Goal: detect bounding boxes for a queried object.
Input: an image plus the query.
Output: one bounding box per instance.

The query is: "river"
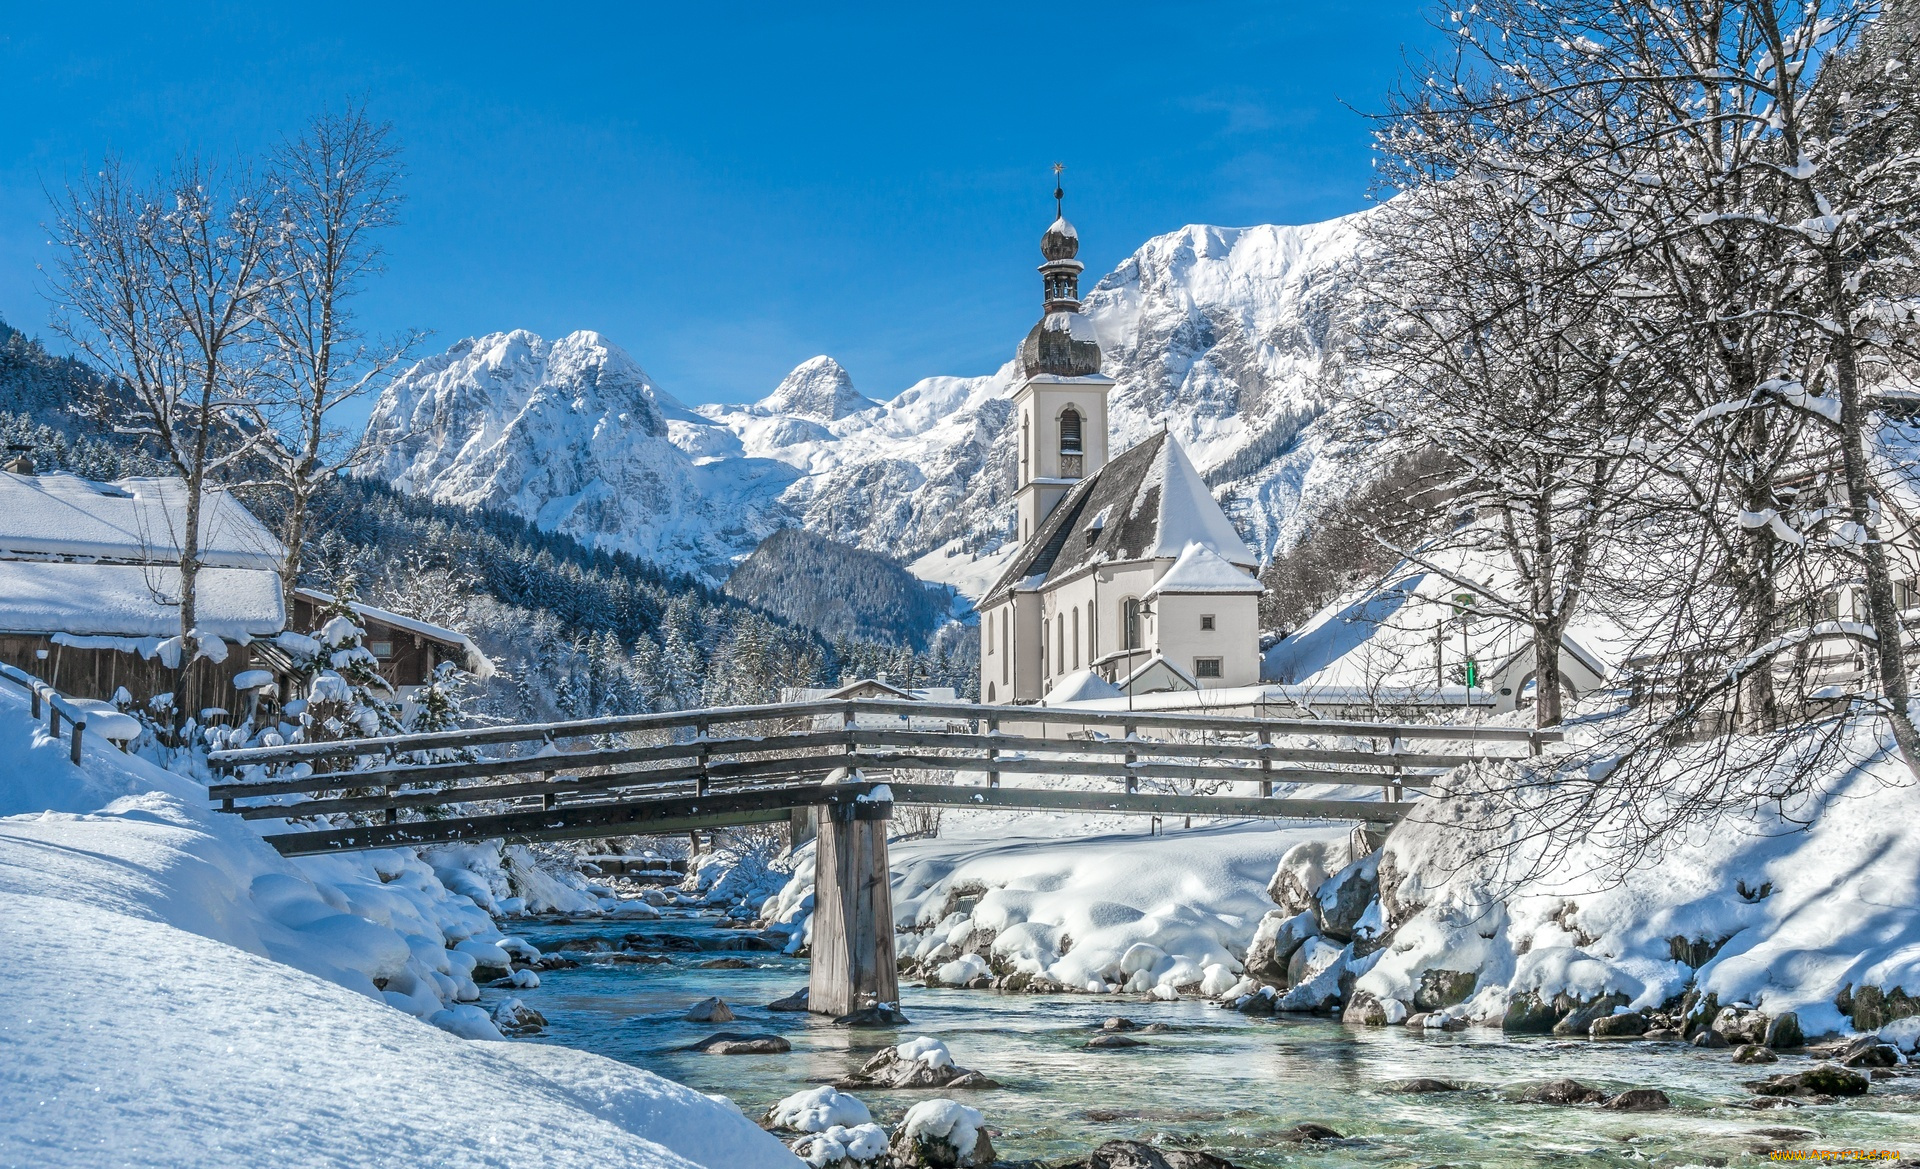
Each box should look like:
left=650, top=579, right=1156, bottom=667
left=501, top=909, right=1919, bottom=1166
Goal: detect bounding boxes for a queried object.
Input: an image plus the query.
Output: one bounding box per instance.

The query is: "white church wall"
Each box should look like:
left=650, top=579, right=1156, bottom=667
left=1149, top=592, right=1261, bottom=688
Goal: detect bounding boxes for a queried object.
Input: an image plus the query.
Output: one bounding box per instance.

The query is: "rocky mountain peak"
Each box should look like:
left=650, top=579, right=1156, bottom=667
left=758, top=355, right=874, bottom=421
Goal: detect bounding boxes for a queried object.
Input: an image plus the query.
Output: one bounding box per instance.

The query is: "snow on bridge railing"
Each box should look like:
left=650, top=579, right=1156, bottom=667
left=0, top=661, right=94, bottom=764
left=206, top=696, right=1563, bottom=774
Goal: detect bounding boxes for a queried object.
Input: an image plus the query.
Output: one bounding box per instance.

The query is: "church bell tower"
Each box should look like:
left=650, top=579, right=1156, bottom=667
left=1010, top=171, right=1114, bottom=546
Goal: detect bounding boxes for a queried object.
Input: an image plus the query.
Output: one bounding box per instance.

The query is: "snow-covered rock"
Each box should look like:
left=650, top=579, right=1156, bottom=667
left=890, top=1099, right=992, bottom=1168
left=768, top=1085, right=873, bottom=1132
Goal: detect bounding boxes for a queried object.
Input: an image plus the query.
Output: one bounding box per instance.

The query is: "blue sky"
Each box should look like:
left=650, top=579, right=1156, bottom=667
left=0, top=3, right=1441, bottom=414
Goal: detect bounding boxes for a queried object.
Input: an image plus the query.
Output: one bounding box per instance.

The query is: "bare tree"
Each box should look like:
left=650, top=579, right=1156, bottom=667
left=47, top=157, right=280, bottom=712
left=262, top=105, right=415, bottom=595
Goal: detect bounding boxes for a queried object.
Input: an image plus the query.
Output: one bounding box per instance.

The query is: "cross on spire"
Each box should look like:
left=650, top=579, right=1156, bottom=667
left=1052, top=162, right=1065, bottom=216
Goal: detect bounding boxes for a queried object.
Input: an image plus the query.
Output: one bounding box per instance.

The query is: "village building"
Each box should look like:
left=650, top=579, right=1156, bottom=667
left=0, top=469, right=286, bottom=715
left=289, top=588, right=494, bottom=697
left=979, top=191, right=1265, bottom=704
left=0, top=466, right=492, bottom=719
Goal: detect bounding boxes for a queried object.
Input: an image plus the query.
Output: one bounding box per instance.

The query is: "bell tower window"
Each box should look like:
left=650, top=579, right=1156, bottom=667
left=1059, top=408, right=1083, bottom=478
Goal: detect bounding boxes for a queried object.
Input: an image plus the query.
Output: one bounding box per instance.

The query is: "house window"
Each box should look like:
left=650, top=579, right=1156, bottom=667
left=1122, top=597, right=1141, bottom=650
left=1898, top=578, right=1920, bottom=611
left=1194, top=657, right=1223, bottom=679
left=369, top=640, right=394, bottom=659
left=1200, top=614, right=1215, bottom=632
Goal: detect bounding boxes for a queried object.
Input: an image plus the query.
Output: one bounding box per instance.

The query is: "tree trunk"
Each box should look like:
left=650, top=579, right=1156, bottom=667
left=1826, top=257, right=1920, bottom=781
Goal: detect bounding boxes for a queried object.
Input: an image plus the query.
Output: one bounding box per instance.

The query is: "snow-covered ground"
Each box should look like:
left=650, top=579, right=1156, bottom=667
left=1354, top=714, right=1920, bottom=1037
left=764, top=813, right=1347, bottom=997
left=0, top=685, right=798, bottom=1168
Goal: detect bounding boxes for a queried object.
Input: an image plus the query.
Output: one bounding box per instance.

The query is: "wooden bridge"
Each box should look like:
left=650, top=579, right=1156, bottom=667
left=206, top=697, right=1556, bottom=1016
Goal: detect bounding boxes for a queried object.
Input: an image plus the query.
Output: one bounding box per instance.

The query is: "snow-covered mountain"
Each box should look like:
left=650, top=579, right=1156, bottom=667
left=354, top=211, right=1376, bottom=593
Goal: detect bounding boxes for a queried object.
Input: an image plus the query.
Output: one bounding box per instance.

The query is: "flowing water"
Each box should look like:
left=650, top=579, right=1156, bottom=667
left=502, top=911, right=1919, bottom=1166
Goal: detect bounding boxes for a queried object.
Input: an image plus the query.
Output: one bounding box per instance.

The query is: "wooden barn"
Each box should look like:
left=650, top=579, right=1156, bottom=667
left=0, top=469, right=286, bottom=716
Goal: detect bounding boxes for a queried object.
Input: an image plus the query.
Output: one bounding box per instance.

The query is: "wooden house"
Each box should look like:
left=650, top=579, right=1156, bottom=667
left=288, top=588, right=494, bottom=696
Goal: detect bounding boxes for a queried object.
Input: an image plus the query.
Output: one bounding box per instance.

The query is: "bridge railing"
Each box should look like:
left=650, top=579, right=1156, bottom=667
left=205, top=698, right=1560, bottom=825
left=209, top=696, right=1558, bottom=770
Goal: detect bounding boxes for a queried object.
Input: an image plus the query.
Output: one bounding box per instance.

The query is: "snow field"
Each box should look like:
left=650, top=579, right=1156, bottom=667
left=0, top=684, right=798, bottom=1167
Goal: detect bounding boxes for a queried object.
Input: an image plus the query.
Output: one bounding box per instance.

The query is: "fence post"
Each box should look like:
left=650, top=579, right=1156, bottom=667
left=49, top=702, right=61, bottom=739
left=1258, top=727, right=1272, bottom=798
left=695, top=720, right=710, bottom=796
left=1124, top=722, right=1138, bottom=794
left=70, top=719, right=83, bottom=765
left=986, top=716, right=1000, bottom=789
left=386, top=785, right=399, bottom=825
left=1389, top=734, right=1404, bottom=803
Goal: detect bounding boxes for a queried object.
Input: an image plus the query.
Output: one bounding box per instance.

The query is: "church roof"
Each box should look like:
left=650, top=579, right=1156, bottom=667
left=1143, top=541, right=1264, bottom=597
left=984, top=430, right=1257, bottom=605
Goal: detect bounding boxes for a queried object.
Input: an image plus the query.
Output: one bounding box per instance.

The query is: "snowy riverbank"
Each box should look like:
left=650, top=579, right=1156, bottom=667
left=0, top=685, right=798, bottom=1168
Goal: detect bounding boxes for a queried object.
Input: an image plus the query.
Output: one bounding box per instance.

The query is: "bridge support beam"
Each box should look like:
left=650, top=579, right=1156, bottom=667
left=808, top=793, right=898, bottom=1017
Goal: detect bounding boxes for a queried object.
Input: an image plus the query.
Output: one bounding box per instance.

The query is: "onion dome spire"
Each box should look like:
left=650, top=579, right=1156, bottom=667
left=1018, top=165, right=1102, bottom=379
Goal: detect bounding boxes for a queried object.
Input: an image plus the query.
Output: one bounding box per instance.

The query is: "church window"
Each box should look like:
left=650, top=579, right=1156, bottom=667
left=1122, top=597, right=1141, bottom=650
left=986, top=609, right=994, bottom=654
left=1001, top=616, right=1009, bottom=684
left=1087, top=601, right=1095, bottom=658
left=987, top=682, right=996, bottom=702
left=1200, top=614, right=1215, bottom=632
left=1071, top=606, right=1080, bottom=669
left=1021, top=416, right=1030, bottom=483
left=1059, top=408, right=1082, bottom=453
left=1041, top=618, right=1050, bottom=679
left=1056, top=615, right=1065, bottom=673
left=1194, top=657, right=1222, bottom=679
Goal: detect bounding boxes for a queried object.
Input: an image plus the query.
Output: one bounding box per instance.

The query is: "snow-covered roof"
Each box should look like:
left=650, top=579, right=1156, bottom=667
left=0, top=561, right=284, bottom=639
left=985, top=431, right=1258, bottom=605
left=1143, top=541, right=1264, bottom=598
left=294, top=588, right=494, bottom=678
left=0, top=472, right=283, bottom=570
left=1041, top=668, right=1123, bottom=705
left=1118, top=653, right=1198, bottom=696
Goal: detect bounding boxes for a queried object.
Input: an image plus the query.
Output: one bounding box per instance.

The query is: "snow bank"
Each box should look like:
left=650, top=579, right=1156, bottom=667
left=1351, top=718, right=1920, bottom=1037
left=764, top=819, right=1341, bottom=995
left=0, top=685, right=798, bottom=1167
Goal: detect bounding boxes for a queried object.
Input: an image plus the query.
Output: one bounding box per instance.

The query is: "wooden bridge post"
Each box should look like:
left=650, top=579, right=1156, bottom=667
left=986, top=716, right=1000, bottom=788
left=695, top=720, right=710, bottom=796
left=1258, top=727, right=1273, bottom=798
left=1124, top=722, right=1138, bottom=794
left=807, top=790, right=899, bottom=1017
left=1388, top=734, right=1404, bottom=803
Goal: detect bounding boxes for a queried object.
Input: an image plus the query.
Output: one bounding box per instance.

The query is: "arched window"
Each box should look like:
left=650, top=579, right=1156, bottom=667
left=1122, top=597, right=1141, bottom=650
left=1021, top=416, right=1030, bottom=483
left=986, top=609, right=994, bottom=655
left=1059, top=408, right=1082, bottom=453
left=1041, top=617, right=1050, bottom=679
left=1087, top=600, right=1096, bottom=659
left=1056, top=616, right=1065, bottom=674
left=1071, top=606, right=1080, bottom=670
left=1001, top=615, right=1010, bottom=683
left=988, top=682, right=996, bottom=702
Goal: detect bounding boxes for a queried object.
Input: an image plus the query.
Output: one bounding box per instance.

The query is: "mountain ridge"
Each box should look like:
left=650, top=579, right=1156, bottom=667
left=353, top=210, right=1379, bottom=598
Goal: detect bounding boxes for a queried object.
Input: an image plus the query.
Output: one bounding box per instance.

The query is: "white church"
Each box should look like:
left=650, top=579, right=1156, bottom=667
left=980, top=190, right=1265, bottom=705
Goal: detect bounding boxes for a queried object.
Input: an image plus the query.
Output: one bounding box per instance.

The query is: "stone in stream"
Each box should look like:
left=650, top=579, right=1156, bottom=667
left=1744, top=1065, right=1870, bottom=1097
left=1099, top=1016, right=1142, bottom=1031
left=1840, top=1043, right=1899, bottom=1069
left=1138, top=1023, right=1173, bottom=1034
left=1589, top=1012, right=1647, bottom=1038
left=491, top=998, right=547, bottom=1037
left=944, top=1071, right=1001, bottom=1089
left=1520, top=1078, right=1610, bottom=1105
left=1601, top=1088, right=1670, bottom=1112
left=888, top=1099, right=995, bottom=1168
left=1502, top=990, right=1560, bottom=1034
left=1691, top=1028, right=1731, bottom=1048
left=1764, top=1011, right=1805, bottom=1049
left=1085, top=1033, right=1146, bottom=1049
left=687, top=1031, right=791, bottom=1054
left=600, top=952, right=670, bottom=966
left=1077, top=1140, right=1243, bottom=1168
left=685, top=996, right=735, bottom=1023
left=1388, top=1078, right=1462, bottom=1093
left=1643, top=1027, right=1683, bottom=1041
left=766, top=987, right=810, bottom=1012
left=698, top=957, right=752, bottom=969
left=1733, top=1044, right=1780, bottom=1064
left=833, top=1004, right=912, bottom=1027
left=1276, top=1123, right=1343, bottom=1142
left=1553, top=993, right=1630, bottom=1037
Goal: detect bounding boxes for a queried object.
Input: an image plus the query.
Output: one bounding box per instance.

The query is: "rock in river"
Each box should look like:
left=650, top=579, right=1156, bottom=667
left=1077, top=1139, right=1242, bottom=1168
left=1388, top=1078, right=1462, bottom=1093
left=1520, top=1078, right=1610, bottom=1105
left=1086, top=1033, right=1146, bottom=1049
left=1733, top=1044, right=1779, bottom=1064
left=685, top=996, right=734, bottom=1023
left=1602, top=1089, right=1670, bottom=1112
left=767, top=987, right=809, bottom=1012
left=1745, top=1065, right=1869, bottom=1097
left=688, top=1031, right=790, bottom=1055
